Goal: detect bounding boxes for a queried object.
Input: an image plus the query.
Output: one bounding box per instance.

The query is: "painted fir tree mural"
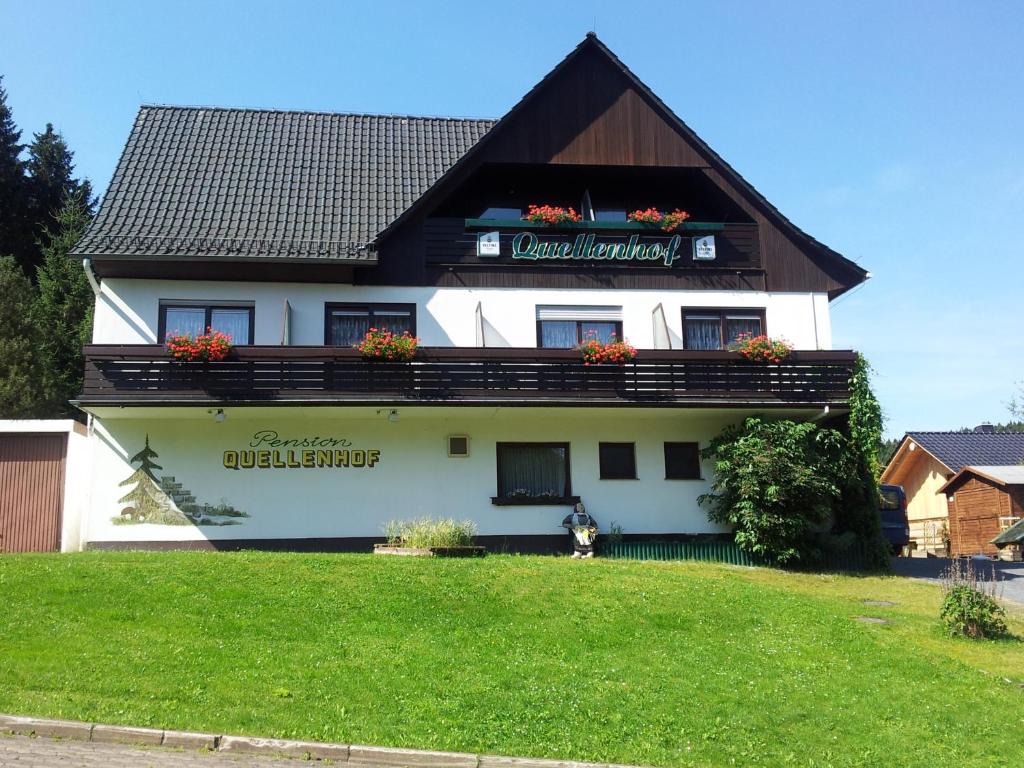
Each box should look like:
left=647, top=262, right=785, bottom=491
left=115, top=435, right=247, bottom=526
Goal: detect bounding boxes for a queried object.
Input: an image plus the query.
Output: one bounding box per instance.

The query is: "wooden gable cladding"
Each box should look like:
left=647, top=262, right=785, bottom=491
left=373, top=34, right=868, bottom=297
left=478, top=46, right=705, bottom=168
left=946, top=475, right=1024, bottom=557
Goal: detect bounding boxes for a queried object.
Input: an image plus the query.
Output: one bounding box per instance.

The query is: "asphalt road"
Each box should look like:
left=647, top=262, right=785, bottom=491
left=891, top=556, right=1024, bottom=606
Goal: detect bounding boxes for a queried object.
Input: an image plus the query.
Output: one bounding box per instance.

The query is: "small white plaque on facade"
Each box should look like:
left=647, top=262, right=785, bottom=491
left=477, top=231, right=501, bottom=257
left=692, top=235, right=716, bottom=261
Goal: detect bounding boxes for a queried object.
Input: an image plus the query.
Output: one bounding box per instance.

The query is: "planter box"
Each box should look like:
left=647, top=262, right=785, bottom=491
left=373, top=544, right=486, bottom=558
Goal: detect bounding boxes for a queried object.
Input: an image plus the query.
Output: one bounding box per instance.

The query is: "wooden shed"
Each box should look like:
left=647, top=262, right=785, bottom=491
left=940, top=466, right=1024, bottom=560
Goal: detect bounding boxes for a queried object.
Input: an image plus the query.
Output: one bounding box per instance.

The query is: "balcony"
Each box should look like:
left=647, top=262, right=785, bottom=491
left=80, top=346, right=856, bottom=408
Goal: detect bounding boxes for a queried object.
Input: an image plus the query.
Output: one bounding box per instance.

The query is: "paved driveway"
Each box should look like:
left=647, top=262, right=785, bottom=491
left=0, top=734, right=335, bottom=767
left=891, top=557, right=1024, bottom=606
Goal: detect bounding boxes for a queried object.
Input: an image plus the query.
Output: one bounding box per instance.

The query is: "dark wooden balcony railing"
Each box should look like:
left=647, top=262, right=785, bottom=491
left=80, top=346, right=856, bottom=407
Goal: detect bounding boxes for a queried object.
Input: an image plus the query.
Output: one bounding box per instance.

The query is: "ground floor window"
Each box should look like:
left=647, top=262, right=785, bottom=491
left=494, top=442, right=574, bottom=504
left=325, top=303, right=415, bottom=346
left=599, top=442, right=637, bottom=479
left=664, top=442, right=701, bottom=479
left=159, top=303, right=254, bottom=344
left=682, top=308, right=764, bottom=350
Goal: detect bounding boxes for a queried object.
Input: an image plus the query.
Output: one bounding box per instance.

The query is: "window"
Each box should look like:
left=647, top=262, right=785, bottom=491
left=494, top=442, right=574, bottom=503
left=325, top=303, right=415, bottom=346
left=599, top=442, right=637, bottom=480
left=664, top=442, right=701, bottom=480
left=536, top=306, right=623, bottom=348
left=681, top=308, right=764, bottom=350
left=479, top=206, right=522, bottom=220
left=594, top=208, right=627, bottom=222
left=159, top=303, right=254, bottom=344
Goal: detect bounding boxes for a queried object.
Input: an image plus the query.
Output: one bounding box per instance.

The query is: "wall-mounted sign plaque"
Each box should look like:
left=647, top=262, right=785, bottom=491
left=477, top=231, right=501, bottom=257
left=692, top=235, right=716, bottom=261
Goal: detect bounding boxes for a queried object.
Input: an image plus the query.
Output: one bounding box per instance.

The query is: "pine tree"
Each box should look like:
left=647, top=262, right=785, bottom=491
left=0, top=76, right=29, bottom=273
left=0, top=255, right=42, bottom=417
left=23, top=123, right=93, bottom=277
left=35, top=192, right=94, bottom=416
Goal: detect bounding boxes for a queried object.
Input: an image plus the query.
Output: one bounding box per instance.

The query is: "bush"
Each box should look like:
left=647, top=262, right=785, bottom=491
left=383, top=517, right=477, bottom=548
left=699, top=417, right=847, bottom=565
left=939, top=559, right=1009, bottom=639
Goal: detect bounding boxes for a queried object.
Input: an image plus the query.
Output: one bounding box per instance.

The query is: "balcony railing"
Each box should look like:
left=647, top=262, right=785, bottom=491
left=80, top=346, right=856, bottom=407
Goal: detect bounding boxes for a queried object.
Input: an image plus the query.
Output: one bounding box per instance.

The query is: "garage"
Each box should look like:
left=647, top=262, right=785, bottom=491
left=0, top=421, right=87, bottom=553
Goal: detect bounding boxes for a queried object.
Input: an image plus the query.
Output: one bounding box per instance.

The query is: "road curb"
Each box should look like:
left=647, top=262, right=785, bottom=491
left=0, top=713, right=639, bottom=768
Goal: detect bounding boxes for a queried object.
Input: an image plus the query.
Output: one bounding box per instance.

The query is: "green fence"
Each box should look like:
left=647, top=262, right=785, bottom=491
left=601, top=540, right=757, bottom=565
left=601, top=539, right=875, bottom=572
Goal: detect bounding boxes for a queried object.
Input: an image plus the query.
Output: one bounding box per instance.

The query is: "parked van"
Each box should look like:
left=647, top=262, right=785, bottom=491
left=880, top=484, right=911, bottom=555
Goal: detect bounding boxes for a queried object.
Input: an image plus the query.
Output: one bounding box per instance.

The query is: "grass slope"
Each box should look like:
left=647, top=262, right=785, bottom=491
left=0, top=553, right=1021, bottom=767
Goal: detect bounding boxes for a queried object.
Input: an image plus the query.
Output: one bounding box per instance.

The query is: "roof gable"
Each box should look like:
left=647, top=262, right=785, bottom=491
left=940, top=464, right=1024, bottom=494
left=885, top=432, right=1024, bottom=479
left=377, top=34, right=867, bottom=296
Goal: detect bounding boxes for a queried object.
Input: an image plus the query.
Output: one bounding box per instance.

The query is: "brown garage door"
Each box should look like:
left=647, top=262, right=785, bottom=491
left=0, top=434, right=67, bottom=553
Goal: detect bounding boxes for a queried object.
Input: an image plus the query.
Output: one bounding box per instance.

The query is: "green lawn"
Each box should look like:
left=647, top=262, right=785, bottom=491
left=0, top=553, right=1021, bottom=767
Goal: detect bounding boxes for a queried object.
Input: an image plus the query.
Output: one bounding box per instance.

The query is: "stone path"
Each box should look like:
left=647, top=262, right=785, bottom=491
left=0, top=734, right=330, bottom=767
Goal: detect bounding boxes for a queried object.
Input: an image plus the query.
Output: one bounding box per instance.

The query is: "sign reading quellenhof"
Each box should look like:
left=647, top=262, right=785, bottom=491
left=223, top=430, right=380, bottom=470
left=511, top=231, right=686, bottom=267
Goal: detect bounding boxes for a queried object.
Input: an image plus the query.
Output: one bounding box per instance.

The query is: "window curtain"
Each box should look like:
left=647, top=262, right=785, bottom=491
left=163, top=308, right=205, bottom=340
left=210, top=309, right=250, bottom=344
left=684, top=316, right=722, bottom=350
left=724, top=316, right=762, bottom=345
left=499, top=445, right=567, bottom=497
left=329, top=312, right=370, bottom=346
left=581, top=321, right=618, bottom=343
left=540, top=321, right=577, bottom=348
left=371, top=312, right=413, bottom=336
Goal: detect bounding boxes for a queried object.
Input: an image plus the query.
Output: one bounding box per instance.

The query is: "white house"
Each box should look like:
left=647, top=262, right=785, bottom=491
left=69, top=34, right=868, bottom=552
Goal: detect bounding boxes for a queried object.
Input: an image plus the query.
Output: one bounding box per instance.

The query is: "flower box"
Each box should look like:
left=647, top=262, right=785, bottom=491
left=356, top=329, right=419, bottom=361
left=165, top=329, right=232, bottom=362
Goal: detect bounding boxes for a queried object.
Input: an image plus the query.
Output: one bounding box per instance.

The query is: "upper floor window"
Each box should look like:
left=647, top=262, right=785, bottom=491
left=325, top=303, right=416, bottom=346
left=536, top=305, right=623, bottom=348
left=682, top=308, right=764, bottom=351
left=479, top=206, right=522, bottom=220
left=159, top=303, right=254, bottom=344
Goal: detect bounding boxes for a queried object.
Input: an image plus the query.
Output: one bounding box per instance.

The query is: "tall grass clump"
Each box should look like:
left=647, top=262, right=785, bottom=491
left=940, top=558, right=1009, bottom=639
left=383, top=517, right=478, bottom=548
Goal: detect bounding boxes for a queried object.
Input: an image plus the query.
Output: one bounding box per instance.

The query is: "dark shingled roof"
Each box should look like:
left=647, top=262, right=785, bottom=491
left=72, top=106, right=496, bottom=262
left=905, top=431, right=1024, bottom=473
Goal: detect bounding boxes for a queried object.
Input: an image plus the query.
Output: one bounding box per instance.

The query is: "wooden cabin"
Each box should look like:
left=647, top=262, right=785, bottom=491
left=881, top=428, right=1024, bottom=556
left=940, top=466, right=1024, bottom=560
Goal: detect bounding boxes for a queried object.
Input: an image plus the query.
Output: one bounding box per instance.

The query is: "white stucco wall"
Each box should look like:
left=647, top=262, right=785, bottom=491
left=92, top=279, right=833, bottom=350
left=81, top=406, right=760, bottom=545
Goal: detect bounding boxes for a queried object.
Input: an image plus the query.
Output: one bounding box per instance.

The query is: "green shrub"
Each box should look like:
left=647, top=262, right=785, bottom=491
left=699, top=417, right=846, bottom=565
left=940, top=560, right=1009, bottom=639
left=382, top=517, right=477, bottom=548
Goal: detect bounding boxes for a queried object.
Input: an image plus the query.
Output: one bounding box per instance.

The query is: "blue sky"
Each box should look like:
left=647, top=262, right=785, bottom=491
left=3, top=0, right=1022, bottom=438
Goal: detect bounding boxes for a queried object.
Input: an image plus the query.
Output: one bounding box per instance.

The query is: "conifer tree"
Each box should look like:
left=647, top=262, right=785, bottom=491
left=24, top=124, right=93, bottom=276
left=35, top=192, right=94, bottom=416
left=0, top=76, right=29, bottom=272
left=0, top=255, right=42, bottom=417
